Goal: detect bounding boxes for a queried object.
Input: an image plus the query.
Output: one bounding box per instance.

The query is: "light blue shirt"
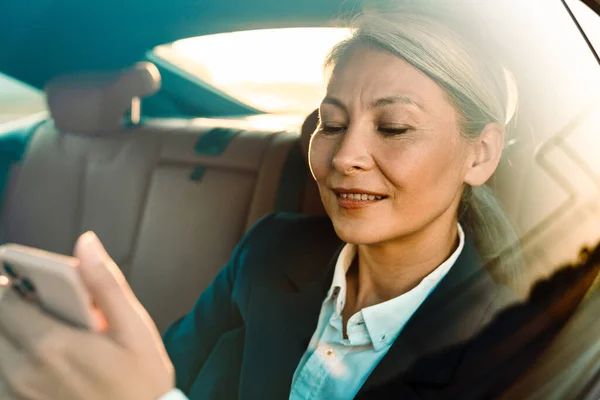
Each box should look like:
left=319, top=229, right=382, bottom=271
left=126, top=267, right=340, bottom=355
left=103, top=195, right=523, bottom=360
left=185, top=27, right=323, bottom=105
left=289, top=224, right=465, bottom=400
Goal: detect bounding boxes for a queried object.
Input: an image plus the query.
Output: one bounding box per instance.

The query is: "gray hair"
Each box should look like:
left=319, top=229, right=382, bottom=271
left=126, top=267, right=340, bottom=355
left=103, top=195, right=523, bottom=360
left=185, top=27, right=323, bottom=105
left=326, top=7, right=523, bottom=287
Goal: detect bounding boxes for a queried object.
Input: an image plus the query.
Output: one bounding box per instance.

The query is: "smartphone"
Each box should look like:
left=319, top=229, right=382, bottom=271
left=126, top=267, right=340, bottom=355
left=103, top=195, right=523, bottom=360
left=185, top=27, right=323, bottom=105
left=0, top=243, right=100, bottom=331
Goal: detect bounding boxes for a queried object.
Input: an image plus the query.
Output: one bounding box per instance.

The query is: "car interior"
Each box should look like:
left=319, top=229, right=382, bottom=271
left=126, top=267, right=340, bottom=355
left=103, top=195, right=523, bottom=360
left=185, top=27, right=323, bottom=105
left=0, top=61, right=331, bottom=331
left=2, top=0, right=600, bottom=398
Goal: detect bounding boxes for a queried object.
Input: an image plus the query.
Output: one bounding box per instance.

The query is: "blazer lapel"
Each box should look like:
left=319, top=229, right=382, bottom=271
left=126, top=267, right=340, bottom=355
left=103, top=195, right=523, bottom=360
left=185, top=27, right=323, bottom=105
left=240, top=238, right=343, bottom=400
left=358, top=236, right=500, bottom=396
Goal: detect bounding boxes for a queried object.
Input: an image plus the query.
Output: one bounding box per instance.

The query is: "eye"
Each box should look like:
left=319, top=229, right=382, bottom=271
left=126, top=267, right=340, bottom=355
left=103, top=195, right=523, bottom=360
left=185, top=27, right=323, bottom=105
left=377, top=126, right=410, bottom=137
left=319, top=125, right=346, bottom=135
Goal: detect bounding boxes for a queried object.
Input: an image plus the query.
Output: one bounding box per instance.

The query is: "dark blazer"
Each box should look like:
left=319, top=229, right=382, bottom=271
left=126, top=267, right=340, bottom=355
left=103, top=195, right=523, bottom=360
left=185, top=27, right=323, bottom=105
left=162, top=213, right=515, bottom=399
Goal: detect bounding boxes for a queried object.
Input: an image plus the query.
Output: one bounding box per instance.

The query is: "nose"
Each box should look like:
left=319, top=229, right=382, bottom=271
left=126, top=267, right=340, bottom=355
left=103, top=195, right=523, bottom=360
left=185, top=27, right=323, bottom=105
left=331, top=125, right=374, bottom=175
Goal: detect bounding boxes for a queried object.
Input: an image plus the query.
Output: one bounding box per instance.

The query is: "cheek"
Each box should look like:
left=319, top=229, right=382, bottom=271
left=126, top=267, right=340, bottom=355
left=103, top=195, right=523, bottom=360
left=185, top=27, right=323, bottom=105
left=379, top=137, right=466, bottom=195
left=308, top=135, right=335, bottom=182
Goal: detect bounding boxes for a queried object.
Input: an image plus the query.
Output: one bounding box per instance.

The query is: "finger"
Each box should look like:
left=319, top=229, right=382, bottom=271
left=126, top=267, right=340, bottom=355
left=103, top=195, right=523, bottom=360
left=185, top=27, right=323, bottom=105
left=74, top=232, right=152, bottom=347
left=0, top=289, right=71, bottom=353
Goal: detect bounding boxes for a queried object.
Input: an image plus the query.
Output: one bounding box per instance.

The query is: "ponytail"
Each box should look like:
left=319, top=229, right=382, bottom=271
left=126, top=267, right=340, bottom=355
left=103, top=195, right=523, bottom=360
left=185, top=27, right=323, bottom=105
left=459, top=184, right=524, bottom=289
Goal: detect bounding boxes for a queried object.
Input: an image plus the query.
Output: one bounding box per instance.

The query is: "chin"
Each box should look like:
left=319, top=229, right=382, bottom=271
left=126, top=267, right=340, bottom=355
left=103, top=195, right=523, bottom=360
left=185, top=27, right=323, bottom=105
left=329, top=215, right=388, bottom=245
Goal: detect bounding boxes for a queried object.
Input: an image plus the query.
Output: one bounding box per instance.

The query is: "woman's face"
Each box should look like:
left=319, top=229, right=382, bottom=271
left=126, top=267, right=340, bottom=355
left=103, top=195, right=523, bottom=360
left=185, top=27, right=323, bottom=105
left=309, top=46, right=477, bottom=246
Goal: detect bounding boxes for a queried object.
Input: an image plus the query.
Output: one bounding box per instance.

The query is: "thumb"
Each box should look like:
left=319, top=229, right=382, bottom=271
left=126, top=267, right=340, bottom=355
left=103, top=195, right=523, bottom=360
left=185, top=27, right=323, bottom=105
left=74, top=231, right=150, bottom=346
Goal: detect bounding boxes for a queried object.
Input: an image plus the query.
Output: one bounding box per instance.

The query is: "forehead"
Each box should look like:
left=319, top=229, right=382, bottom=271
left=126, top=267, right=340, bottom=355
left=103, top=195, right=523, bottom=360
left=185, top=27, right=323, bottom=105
left=325, top=46, right=452, bottom=115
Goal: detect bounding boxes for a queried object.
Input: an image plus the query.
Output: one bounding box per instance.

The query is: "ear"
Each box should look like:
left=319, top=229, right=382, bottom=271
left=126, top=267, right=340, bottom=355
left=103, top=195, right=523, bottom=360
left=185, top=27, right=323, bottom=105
left=464, top=123, right=505, bottom=186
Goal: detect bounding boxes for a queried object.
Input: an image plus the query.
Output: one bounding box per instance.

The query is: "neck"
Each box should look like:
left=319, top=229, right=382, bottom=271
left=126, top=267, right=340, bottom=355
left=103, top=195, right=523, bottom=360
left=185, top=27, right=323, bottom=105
left=346, top=218, right=460, bottom=313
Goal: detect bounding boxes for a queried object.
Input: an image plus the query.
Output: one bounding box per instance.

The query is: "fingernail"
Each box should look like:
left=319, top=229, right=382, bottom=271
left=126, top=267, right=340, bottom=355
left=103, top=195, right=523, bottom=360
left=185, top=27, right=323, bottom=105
left=81, top=231, right=99, bottom=244
left=81, top=231, right=103, bottom=253
left=78, top=231, right=108, bottom=263
left=75, top=231, right=101, bottom=260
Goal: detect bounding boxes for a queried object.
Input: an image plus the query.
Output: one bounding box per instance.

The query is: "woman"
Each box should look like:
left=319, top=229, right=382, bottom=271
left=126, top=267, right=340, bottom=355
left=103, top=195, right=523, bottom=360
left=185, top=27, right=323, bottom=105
left=0, top=5, right=522, bottom=400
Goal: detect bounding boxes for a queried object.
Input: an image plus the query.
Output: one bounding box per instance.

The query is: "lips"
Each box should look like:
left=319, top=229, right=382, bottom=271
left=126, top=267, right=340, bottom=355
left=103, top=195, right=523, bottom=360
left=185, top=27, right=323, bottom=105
left=339, top=193, right=383, bottom=201
left=332, top=188, right=387, bottom=209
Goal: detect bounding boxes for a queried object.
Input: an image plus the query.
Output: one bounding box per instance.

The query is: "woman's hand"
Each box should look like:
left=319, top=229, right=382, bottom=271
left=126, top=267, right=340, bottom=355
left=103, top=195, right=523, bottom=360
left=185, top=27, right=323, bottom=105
left=0, top=232, right=175, bottom=400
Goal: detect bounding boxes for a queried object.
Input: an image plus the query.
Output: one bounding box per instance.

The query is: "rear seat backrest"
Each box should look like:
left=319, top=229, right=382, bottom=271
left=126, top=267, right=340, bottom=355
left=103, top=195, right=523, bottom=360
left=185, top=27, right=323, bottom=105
left=0, top=63, right=323, bottom=330
left=2, top=63, right=162, bottom=257
left=128, top=122, right=285, bottom=329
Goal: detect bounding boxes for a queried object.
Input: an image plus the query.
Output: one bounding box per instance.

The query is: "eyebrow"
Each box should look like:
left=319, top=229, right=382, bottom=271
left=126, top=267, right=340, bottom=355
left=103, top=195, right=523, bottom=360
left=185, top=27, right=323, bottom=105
left=369, top=95, right=425, bottom=111
left=321, top=97, right=348, bottom=113
left=321, top=95, right=425, bottom=113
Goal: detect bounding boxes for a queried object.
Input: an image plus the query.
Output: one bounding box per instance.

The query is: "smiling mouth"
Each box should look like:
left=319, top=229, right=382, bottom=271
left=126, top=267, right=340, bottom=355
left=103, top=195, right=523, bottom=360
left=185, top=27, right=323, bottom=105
left=333, top=190, right=388, bottom=208
left=338, top=193, right=384, bottom=201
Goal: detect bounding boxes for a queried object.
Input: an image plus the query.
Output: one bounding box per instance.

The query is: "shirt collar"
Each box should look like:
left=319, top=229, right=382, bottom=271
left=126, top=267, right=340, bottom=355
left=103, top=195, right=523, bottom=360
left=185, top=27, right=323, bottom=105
left=326, top=241, right=356, bottom=314
left=326, top=223, right=466, bottom=351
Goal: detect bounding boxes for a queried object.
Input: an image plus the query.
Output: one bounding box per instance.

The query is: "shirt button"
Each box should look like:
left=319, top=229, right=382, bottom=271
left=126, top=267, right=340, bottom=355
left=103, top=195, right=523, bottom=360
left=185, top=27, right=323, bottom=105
left=326, top=348, right=334, bottom=356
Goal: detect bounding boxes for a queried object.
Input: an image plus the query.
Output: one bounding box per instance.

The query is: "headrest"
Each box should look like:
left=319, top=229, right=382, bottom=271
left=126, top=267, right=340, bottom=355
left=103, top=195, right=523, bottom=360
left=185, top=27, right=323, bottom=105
left=300, top=109, right=320, bottom=163
left=45, top=62, right=161, bottom=134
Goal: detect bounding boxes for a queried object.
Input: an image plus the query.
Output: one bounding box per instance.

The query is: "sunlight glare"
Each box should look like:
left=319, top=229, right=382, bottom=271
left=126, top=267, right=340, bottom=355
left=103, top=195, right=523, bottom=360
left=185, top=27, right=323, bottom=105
left=155, top=28, right=352, bottom=113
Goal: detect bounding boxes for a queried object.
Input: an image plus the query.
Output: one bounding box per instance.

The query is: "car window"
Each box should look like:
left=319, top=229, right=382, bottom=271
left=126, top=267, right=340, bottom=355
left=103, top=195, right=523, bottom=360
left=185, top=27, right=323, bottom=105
left=566, top=0, right=600, bottom=54
left=153, top=27, right=352, bottom=114
left=0, top=72, right=46, bottom=126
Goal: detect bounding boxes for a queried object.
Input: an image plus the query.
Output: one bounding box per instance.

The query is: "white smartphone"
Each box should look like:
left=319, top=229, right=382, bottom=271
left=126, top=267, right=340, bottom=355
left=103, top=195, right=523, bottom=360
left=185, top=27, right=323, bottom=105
left=0, top=243, right=100, bottom=331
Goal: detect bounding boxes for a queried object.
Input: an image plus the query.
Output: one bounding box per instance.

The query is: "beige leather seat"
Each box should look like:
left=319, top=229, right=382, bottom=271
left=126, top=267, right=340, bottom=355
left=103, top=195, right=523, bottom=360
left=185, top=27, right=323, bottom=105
left=0, top=62, right=322, bottom=331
